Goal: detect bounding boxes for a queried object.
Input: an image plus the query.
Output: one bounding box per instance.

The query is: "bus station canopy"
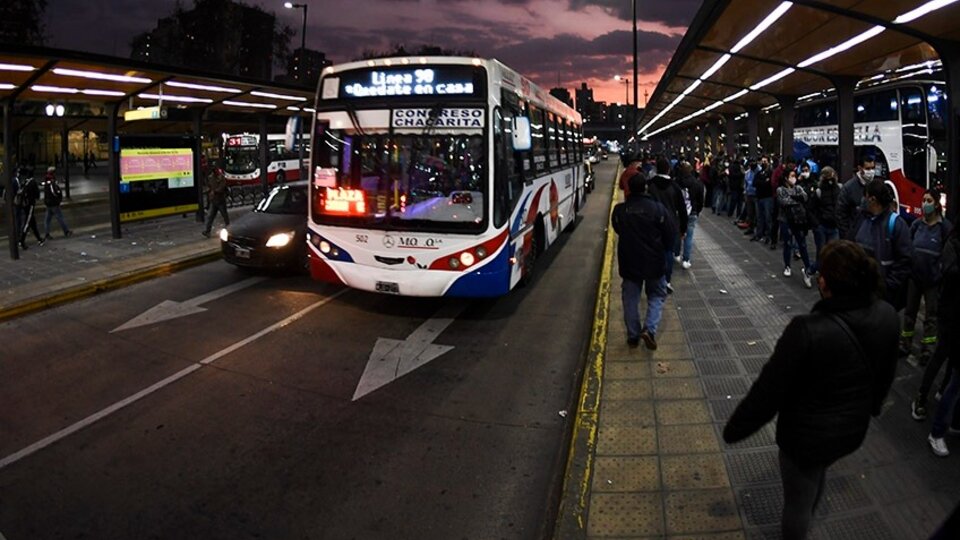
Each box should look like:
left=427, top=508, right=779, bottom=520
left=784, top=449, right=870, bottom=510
left=638, top=0, right=960, bottom=139
left=0, top=44, right=315, bottom=134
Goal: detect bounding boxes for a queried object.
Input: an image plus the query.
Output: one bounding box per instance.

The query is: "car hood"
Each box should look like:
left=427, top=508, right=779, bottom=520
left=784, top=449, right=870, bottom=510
left=227, top=211, right=306, bottom=239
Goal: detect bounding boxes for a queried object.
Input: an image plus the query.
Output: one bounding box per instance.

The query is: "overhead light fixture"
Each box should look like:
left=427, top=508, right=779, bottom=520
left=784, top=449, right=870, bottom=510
left=0, top=62, right=35, bottom=72
left=166, top=81, right=240, bottom=93
left=894, top=0, right=959, bottom=24
left=250, top=90, right=307, bottom=101
left=762, top=103, right=781, bottom=112
left=797, top=26, right=884, bottom=68
left=730, top=1, right=793, bottom=53
left=749, top=68, right=795, bottom=91
left=0, top=83, right=15, bottom=90
left=223, top=100, right=277, bottom=109
left=139, top=93, right=213, bottom=103
left=32, top=85, right=79, bottom=94
left=286, top=106, right=301, bottom=111
left=81, top=89, right=126, bottom=96
left=700, top=54, right=731, bottom=80
left=53, top=67, right=151, bottom=84
left=723, top=89, right=750, bottom=103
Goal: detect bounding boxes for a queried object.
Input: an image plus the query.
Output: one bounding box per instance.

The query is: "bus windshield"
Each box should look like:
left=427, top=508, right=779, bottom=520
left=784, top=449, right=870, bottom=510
left=311, top=129, right=487, bottom=232
left=225, top=147, right=258, bottom=174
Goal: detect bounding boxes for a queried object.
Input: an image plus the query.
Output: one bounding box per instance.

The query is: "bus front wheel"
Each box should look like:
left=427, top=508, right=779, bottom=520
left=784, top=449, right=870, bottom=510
left=521, top=217, right=544, bottom=287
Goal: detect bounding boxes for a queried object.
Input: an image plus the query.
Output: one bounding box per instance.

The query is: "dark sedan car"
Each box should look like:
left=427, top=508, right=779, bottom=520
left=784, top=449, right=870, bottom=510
left=220, top=181, right=308, bottom=270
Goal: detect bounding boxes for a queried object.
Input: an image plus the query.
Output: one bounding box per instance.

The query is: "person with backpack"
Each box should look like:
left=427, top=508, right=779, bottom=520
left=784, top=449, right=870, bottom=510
left=17, top=169, right=44, bottom=249
left=724, top=240, right=898, bottom=539
left=776, top=168, right=814, bottom=288
left=926, top=226, right=960, bottom=457
left=853, top=179, right=913, bottom=311
left=647, top=156, right=688, bottom=293
left=42, top=166, right=72, bottom=240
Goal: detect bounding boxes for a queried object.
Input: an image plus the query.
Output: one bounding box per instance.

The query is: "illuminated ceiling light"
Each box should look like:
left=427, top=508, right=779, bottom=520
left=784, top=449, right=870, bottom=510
left=681, top=79, right=702, bottom=96
left=367, top=60, right=376, bottom=67
left=32, top=84, right=79, bottom=94
left=138, top=93, right=213, bottom=103
left=250, top=90, right=307, bottom=101
left=704, top=100, right=725, bottom=112
left=798, top=91, right=823, bottom=101
left=53, top=67, right=151, bottom=84
left=700, top=54, right=731, bottom=80
left=797, top=26, right=884, bottom=68
left=81, top=89, right=125, bottom=96
left=304, top=107, right=316, bottom=112
left=762, top=103, right=780, bottom=112
left=749, top=68, right=795, bottom=91
left=0, top=62, right=35, bottom=72
left=166, top=81, right=240, bottom=93
left=223, top=100, right=277, bottom=109
left=45, top=104, right=55, bottom=116
left=723, top=89, right=750, bottom=103
left=472, top=58, right=482, bottom=66
left=401, top=58, right=410, bottom=65
left=0, top=83, right=15, bottom=90
left=384, top=59, right=393, bottom=66
left=324, top=66, right=335, bottom=73
left=419, top=57, right=427, bottom=64
left=55, top=104, right=65, bottom=116
left=894, top=0, right=959, bottom=24
left=730, top=2, right=793, bottom=53
left=286, top=106, right=301, bottom=111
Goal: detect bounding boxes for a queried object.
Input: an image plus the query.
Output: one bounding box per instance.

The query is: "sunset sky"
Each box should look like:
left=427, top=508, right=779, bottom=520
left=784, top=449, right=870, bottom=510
left=46, top=0, right=699, bottom=106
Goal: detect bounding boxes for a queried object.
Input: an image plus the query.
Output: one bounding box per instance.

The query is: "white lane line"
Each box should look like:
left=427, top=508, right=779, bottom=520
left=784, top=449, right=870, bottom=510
left=0, top=288, right=349, bottom=471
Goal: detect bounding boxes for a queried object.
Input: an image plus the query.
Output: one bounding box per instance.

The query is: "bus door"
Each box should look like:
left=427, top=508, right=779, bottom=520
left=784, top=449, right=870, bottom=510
left=900, top=86, right=930, bottom=188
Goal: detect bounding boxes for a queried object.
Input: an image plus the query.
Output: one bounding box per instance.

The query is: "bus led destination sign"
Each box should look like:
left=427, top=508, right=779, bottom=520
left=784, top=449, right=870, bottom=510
left=392, top=108, right=484, bottom=129
left=340, top=67, right=478, bottom=98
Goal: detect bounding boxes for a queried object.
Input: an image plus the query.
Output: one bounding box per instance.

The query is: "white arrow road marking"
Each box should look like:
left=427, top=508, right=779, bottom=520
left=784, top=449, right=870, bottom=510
left=353, top=302, right=467, bottom=401
left=111, top=277, right=266, bottom=333
left=0, top=288, right=348, bottom=472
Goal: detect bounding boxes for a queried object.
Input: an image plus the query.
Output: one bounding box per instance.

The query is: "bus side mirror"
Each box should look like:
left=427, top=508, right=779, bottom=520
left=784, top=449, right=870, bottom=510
left=512, top=117, right=532, bottom=151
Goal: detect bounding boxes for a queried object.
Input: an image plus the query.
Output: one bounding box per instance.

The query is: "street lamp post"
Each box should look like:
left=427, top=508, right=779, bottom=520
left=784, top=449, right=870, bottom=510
left=284, top=1, right=308, bottom=180
left=632, top=0, right=638, bottom=144
left=614, top=75, right=629, bottom=106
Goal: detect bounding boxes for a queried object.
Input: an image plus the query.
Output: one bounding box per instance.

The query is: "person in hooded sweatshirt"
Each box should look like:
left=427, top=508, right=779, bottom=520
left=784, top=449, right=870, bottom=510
left=853, top=179, right=913, bottom=311
left=647, top=156, right=688, bottom=293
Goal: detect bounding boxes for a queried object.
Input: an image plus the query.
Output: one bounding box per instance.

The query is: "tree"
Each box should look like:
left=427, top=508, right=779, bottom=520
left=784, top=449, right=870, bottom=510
left=0, top=0, right=46, bottom=46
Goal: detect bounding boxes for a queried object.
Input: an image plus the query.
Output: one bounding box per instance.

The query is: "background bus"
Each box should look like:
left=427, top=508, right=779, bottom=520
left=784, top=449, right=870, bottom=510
left=223, top=133, right=309, bottom=186
left=306, top=57, right=586, bottom=297
left=793, top=76, right=948, bottom=215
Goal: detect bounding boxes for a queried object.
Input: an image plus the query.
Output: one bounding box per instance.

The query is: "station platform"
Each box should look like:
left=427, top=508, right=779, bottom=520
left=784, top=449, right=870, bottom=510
left=558, top=185, right=960, bottom=539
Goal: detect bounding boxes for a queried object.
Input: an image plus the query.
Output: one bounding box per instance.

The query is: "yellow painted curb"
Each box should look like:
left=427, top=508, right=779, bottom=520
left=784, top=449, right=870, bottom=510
left=0, top=251, right=221, bottom=323
left=554, top=162, right=621, bottom=538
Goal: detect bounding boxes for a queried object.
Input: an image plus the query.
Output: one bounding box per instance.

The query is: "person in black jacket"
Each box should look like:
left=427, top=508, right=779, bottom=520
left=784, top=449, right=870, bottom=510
left=853, top=179, right=913, bottom=311
left=836, top=155, right=876, bottom=240
left=927, top=227, right=960, bottom=457
left=647, top=157, right=688, bottom=293
left=752, top=156, right=774, bottom=243
left=17, top=170, right=44, bottom=249
left=724, top=240, right=898, bottom=540
left=677, top=161, right=705, bottom=269
left=611, top=173, right=676, bottom=351
left=810, top=166, right=841, bottom=274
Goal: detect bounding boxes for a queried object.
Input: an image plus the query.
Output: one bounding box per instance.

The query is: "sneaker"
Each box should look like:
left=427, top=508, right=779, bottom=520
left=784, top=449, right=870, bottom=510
left=911, top=399, right=927, bottom=421
left=929, top=434, right=950, bottom=457
left=64, top=230, right=73, bottom=238
left=627, top=337, right=640, bottom=349
left=674, top=254, right=682, bottom=263
left=793, top=250, right=801, bottom=260
left=936, top=391, right=943, bottom=401
left=802, top=269, right=812, bottom=289
left=665, top=282, right=674, bottom=294
left=681, top=260, right=692, bottom=269
left=770, top=243, right=778, bottom=251
left=38, top=238, right=45, bottom=247
left=19, top=242, right=28, bottom=251
left=201, top=231, right=210, bottom=238
left=783, top=267, right=792, bottom=277
left=749, top=236, right=760, bottom=242
left=640, top=330, right=657, bottom=351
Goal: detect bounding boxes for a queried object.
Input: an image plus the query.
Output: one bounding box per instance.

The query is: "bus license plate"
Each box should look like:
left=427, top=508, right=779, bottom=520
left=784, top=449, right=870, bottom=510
left=234, top=247, right=251, bottom=259
left=376, top=281, right=400, bottom=294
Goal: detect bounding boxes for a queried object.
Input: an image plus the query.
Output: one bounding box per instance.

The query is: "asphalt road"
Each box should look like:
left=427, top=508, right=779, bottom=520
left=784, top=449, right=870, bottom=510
left=0, top=161, right=616, bottom=540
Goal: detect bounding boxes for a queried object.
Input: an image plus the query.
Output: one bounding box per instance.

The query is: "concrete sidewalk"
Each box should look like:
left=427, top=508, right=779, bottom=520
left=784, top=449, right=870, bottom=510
left=0, top=208, right=243, bottom=322
left=557, top=187, right=960, bottom=538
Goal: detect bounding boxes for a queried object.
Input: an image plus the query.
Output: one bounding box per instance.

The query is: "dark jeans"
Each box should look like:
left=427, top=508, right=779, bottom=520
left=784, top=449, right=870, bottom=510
left=203, top=198, right=230, bottom=234
left=919, top=328, right=953, bottom=402
left=902, top=280, right=939, bottom=358
left=621, top=276, right=668, bottom=339
left=811, top=224, right=839, bottom=273
left=779, top=450, right=828, bottom=540
left=771, top=199, right=781, bottom=243
left=780, top=222, right=811, bottom=271
left=754, top=197, right=773, bottom=240
left=932, top=367, right=960, bottom=438
left=44, top=205, right=70, bottom=236
left=727, top=190, right=743, bottom=218
left=665, top=249, right=676, bottom=283
left=19, top=204, right=42, bottom=244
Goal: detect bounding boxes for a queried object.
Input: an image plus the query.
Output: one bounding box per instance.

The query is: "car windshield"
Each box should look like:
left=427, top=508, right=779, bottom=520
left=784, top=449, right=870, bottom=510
left=311, top=129, right=486, bottom=232
left=256, top=184, right=308, bottom=215
left=225, top=147, right=258, bottom=174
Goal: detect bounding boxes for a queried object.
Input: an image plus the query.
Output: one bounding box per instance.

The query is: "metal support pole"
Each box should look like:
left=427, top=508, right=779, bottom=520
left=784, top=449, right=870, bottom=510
left=632, top=0, right=638, bottom=140
left=723, top=114, right=737, bottom=156
left=746, top=107, right=760, bottom=159
left=833, top=77, right=857, bottom=182
left=4, top=101, right=18, bottom=260
left=259, top=113, right=269, bottom=195
left=298, top=4, right=308, bottom=181
left=778, top=96, right=796, bottom=163
left=936, top=43, right=960, bottom=223
left=107, top=103, right=121, bottom=239
left=193, top=111, right=205, bottom=223
left=60, top=123, right=69, bottom=198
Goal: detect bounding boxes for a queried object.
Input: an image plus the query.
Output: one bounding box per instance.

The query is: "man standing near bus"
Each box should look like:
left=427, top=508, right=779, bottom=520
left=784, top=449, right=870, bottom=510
left=612, top=172, right=676, bottom=351
left=837, top=156, right=876, bottom=240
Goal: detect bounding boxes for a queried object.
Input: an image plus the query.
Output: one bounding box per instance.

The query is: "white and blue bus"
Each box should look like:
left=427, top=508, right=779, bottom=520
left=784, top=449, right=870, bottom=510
left=306, top=57, right=587, bottom=297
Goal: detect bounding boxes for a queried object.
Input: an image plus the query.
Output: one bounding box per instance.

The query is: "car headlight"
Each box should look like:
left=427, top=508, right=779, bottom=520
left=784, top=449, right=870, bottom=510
left=219, top=228, right=229, bottom=242
left=265, top=232, right=294, bottom=248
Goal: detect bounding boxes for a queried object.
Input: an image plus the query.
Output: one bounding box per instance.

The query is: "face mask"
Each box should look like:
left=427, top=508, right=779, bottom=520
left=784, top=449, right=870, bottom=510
left=861, top=169, right=876, bottom=181
left=800, top=172, right=810, bottom=179
left=923, top=202, right=937, bottom=216
left=787, top=176, right=797, bottom=185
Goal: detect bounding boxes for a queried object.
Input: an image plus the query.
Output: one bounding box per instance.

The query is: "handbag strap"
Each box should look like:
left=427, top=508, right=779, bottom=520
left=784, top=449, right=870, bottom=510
left=826, top=313, right=872, bottom=378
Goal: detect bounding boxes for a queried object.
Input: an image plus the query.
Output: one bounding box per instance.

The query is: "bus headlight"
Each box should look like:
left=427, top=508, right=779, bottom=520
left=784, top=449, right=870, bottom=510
left=459, top=251, right=475, bottom=267
left=219, top=229, right=229, bottom=242
left=448, top=257, right=461, bottom=270
left=319, top=240, right=331, bottom=254
left=475, top=246, right=487, bottom=259
left=266, top=232, right=294, bottom=248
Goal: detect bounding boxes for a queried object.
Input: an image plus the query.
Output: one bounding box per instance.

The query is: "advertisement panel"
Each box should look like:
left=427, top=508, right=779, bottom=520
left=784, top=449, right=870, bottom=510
left=117, top=136, right=199, bottom=222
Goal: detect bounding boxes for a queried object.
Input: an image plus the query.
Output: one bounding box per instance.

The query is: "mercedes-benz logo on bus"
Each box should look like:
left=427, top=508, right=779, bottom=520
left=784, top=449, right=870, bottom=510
left=383, top=235, right=396, bottom=248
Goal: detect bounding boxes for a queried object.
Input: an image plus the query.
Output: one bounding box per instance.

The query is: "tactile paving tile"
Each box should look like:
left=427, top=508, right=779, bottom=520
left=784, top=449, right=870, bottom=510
left=732, top=340, right=773, bottom=356
left=655, top=399, right=712, bottom=425
left=703, top=376, right=751, bottom=398
left=691, top=340, right=734, bottom=359
left=657, top=424, right=722, bottom=454
left=709, top=398, right=740, bottom=423
left=661, top=453, right=731, bottom=490
left=817, top=512, right=895, bottom=540
left=687, top=329, right=726, bottom=343
left=604, top=361, right=651, bottom=380
left=697, top=359, right=742, bottom=376
left=719, top=316, right=755, bottom=329
left=725, top=449, right=781, bottom=485
left=675, top=298, right=708, bottom=309
left=713, top=306, right=748, bottom=318
left=597, top=426, right=659, bottom=456
left=600, top=399, right=655, bottom=427
left=725, top=329, right=764, bottom=342
left=603, top=379, right=653, bottom=400
left=814, top=475, right=874, bottom=515
left=651, top=360, right=698, bottom=378
left=653, top=378, right=705, bottom=400
left=665, top=489, right=741, bottom=534
left=587, top=493, right=664, bottom=537
left=591, top=456, right=661, bottom=492
left=737, top=485, right=783, bottom=526
left=707, top=297, right=739, bottom=308
left=679, top=307, right=714, bottom=319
